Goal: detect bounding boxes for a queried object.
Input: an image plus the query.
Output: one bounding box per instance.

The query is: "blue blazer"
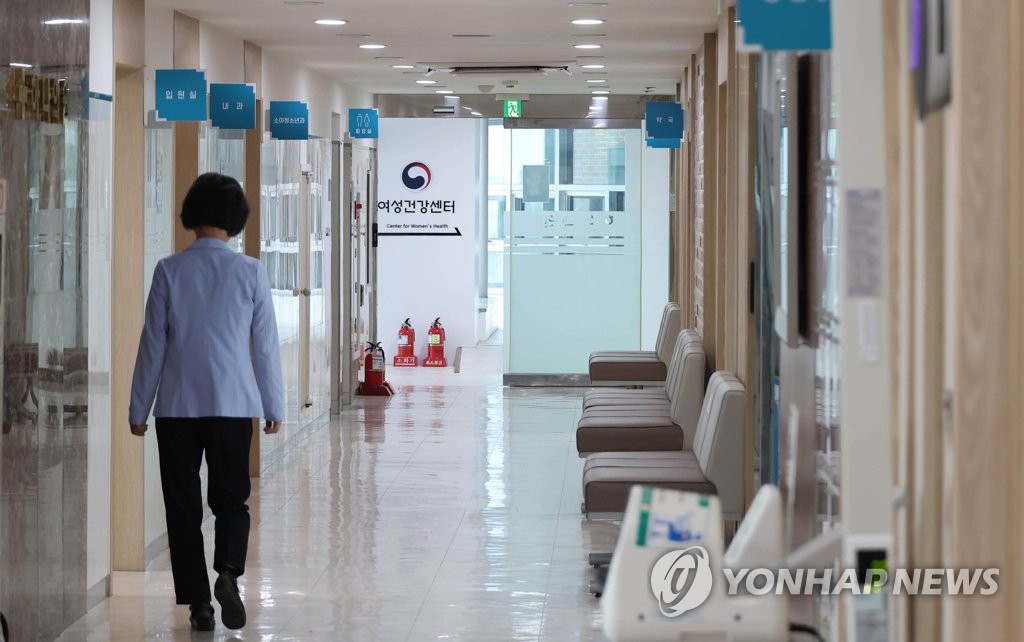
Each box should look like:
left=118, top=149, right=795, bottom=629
left=129, top=238, right=285, bottom=425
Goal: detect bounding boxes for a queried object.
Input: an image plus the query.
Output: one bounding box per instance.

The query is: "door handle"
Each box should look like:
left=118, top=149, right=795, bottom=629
left=292, top=288, right=311, bottom=297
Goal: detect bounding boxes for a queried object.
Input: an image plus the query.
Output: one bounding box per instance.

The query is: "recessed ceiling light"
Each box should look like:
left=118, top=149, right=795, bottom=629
left=436, top=90, right=454, bottom=94
left=9, top=62, right=32, bottom=68
left=359, top=43, right=387, bottom=49
left=285, top=0, right=324, bottom=4
left=592, top=90, right=610, bottom=95
left=315, top=19, right=347, bottom=26
left=416, top=80, right=437, bottom=85
left=471, top=111, right=482, bottom=117
left=451, top=34, right=491, bottom=38
left=568, top=2, right=608, bottom=6
left=392, top=64, right=415, bottom=69
left=43, top=18, right=85, bottom=25
left=571, top=19, right=605, bottom=26
left=586, top=78, right=607, bottom=83
left=574, top=44, right=602, bottom=50
left=581, top=64, right=606, bottom=69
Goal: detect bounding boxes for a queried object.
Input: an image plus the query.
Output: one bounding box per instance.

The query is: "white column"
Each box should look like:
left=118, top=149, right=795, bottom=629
left=833, top=0, right=894, bottom=638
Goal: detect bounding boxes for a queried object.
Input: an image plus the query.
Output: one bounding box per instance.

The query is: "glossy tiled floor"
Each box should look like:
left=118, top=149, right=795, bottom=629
left=56, top=346, right=618, bottom=641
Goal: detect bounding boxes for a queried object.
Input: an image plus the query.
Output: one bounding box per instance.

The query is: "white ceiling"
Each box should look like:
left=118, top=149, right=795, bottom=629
left=152, top=0, right=720, bottom=97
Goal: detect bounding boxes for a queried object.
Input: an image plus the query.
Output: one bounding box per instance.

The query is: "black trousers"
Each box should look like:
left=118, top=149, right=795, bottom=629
left=156, top=418, right=253, bottom=605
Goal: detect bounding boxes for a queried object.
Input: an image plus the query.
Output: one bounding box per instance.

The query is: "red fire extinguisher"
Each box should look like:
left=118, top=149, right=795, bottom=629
left=394, top=318, right=418, bottom=367
left=358, top=341, right=395, bottom=396
left=423, top=318, right=448, bottom=367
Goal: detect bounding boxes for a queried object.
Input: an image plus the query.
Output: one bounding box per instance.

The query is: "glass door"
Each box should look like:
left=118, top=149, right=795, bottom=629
left=505, top=127, right=643, bottom=374
left=260, top=138, right=331, bottom=438
left=345, top=144, right=375, bottom=390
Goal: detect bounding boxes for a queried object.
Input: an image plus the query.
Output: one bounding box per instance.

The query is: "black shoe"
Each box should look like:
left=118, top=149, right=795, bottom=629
left=214, top=572, right=246, bottom=630
left=189, top=604, right=215, bottom=632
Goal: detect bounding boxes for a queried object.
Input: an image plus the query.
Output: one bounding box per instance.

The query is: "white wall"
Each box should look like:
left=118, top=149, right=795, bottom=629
left=86, top=0, right=114, bottom=591
left=143, top=3, right=173, bottom=116
left=86, top=101, right=113, bottom=591
left=262, top=52, right=373, bottom=138
left=640, top=144, right=671, bottom=350
left=832, top=0, right=893, bottom=638
left=88, top=0, right=113, bottom=96
left=377, top=118, right=483, bottom=361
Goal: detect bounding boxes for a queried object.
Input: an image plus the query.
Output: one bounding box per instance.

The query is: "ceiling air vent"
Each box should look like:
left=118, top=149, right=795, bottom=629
left=427, top=65, right=570, bottom=76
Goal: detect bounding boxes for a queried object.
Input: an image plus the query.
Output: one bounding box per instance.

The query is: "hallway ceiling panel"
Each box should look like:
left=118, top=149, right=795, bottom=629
left=151, top=0, right=719, bottom=96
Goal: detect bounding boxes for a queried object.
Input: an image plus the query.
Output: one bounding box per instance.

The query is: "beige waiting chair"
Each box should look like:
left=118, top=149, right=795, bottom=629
left=581, top=372, right=746, bottom=518
left=587, top=303, right=681, bottom=384
left=576, top=330, right=706, bottom=455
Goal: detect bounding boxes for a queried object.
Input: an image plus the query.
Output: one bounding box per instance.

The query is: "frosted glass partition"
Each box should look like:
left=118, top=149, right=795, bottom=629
left=259, top=138, right=331, bottom=460
left=143, top=124, right=175, bottom=551
left=198, top=123, right=246, bottom=253
left=506, top=127, right=643, bottom=374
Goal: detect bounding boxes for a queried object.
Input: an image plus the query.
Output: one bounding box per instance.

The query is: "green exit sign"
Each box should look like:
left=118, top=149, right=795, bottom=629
left=504, top=100, right=523, bottom=118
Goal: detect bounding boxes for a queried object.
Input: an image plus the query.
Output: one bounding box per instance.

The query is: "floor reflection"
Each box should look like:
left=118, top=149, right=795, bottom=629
left=57, top=346, right=615, bottom=641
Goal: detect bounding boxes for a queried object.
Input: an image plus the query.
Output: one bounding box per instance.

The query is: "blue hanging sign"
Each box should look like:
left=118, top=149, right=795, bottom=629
left=737, top=0, right=832, bottom=52
left=646, top=138, right=681, bottom=149
left=155, top=69, right=208, bottom=121
left=269, top=101, right=309, bottom=140
left=349, top=108, right=379, bottom=139
left=210, top=83, right=256, bottom=130
left=645, top=102, right=684, bottom=141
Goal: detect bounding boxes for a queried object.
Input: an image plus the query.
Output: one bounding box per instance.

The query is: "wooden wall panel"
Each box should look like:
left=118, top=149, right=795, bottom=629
left=719, top=10, right=738, bottom=374
left=173, top=12, right=200, bottom=253
left=245, top=98, right=264, bottom=477
left=172, top=11, right=200, bottom=70
left=696, top=33, right=718, bottom=372
left=736, top=52, right=758, bottom=509
left=952, top=0, right=1024, bottom=639
left=882, top=0, right=915, bottom=637
left=111, top=65, right=146, bottom=572
left=243, top=41, right=263, bottom=98
left=113, top=0, right=145, bottom=68
left=716, top=82, right=729, bottom=370
left=676, top=69, right=690, bottom=316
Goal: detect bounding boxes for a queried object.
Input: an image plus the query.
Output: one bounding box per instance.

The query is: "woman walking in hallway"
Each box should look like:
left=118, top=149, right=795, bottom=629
left=128, top=172, right=285, bottom=632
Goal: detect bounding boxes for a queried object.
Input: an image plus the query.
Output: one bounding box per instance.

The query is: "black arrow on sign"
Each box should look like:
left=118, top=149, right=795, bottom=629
left=373, top=224, right=461, bottom=247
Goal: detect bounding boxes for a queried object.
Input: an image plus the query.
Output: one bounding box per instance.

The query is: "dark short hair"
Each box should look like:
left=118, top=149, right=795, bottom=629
left=180, top=173, right=250, bottom=237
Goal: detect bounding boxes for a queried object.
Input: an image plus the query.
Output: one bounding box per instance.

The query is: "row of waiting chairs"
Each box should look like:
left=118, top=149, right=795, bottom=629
left=577, top=304, right=747, bottom=592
